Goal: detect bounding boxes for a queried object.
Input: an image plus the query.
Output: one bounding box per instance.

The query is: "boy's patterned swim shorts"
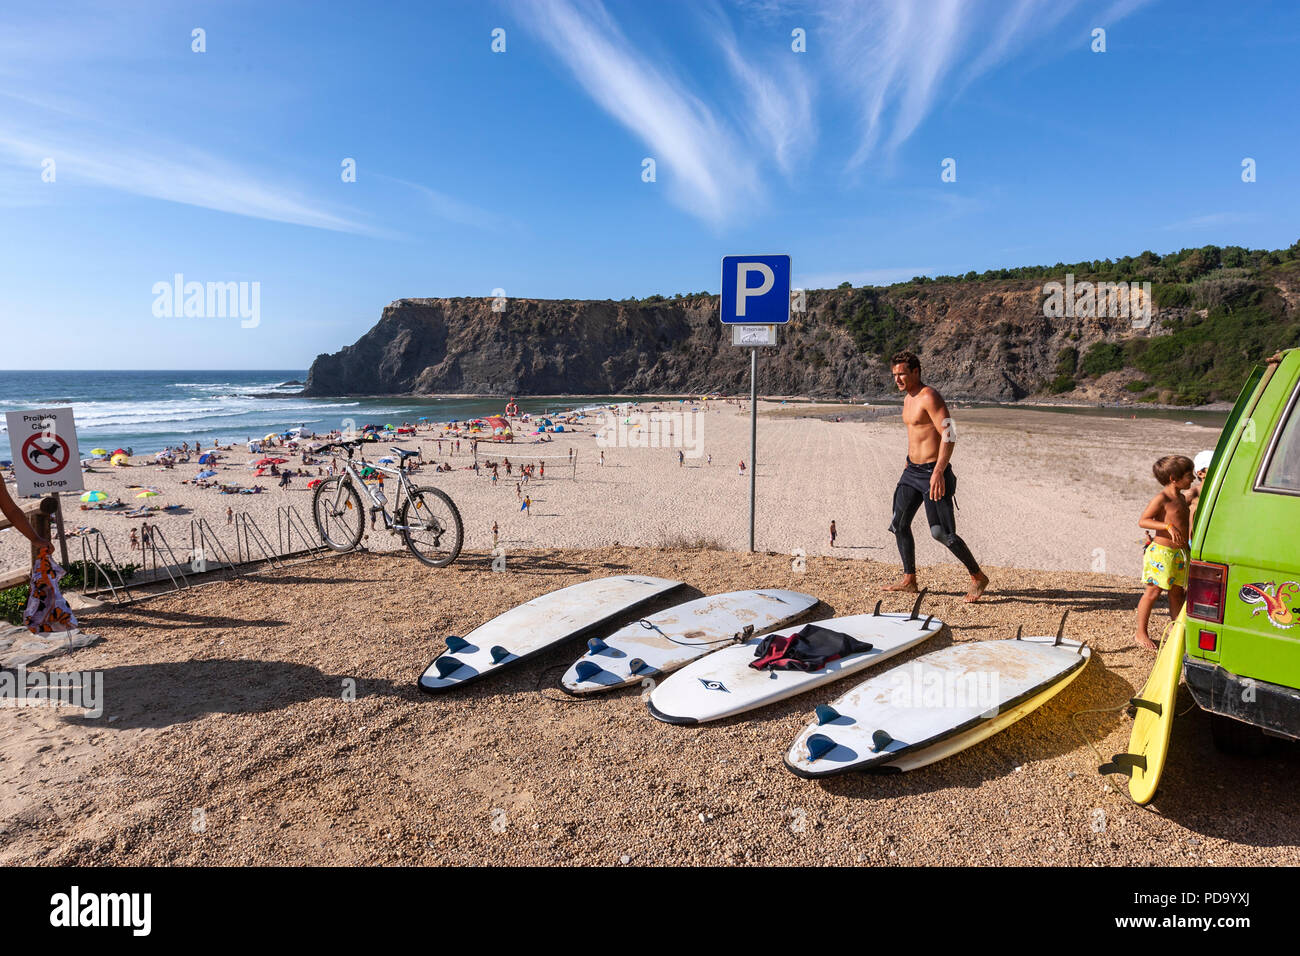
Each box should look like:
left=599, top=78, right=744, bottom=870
left=1142, top=542, right=1189, bottom=591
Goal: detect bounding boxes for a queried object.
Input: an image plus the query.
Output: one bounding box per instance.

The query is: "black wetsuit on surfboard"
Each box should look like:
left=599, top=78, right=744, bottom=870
left=888, top=458, right=981, bottom=577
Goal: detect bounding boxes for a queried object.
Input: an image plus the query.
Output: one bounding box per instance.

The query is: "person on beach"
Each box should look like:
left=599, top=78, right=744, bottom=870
left=492, top=521, right=499, bottom=548
left=130, top=528, right=139, bottom=550
left=830, top=520, right=837, bottom=548
left=1187, top=449, right=1213, bottom=525
left=1135, top=455, right=1195, bottom=650
left=738, top=460, right=745, bottom=476
left=882, top=351, right=989, bottom=603
left=678, top=449, right=685, bottom=468
left=521, top=495, right=531, bottom=516
left=599, top=450, right=605, bottom=467
left=226, top=506, right=233, bottom=525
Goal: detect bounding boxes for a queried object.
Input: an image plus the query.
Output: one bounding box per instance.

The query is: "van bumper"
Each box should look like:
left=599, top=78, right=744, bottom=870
left=1184, top=657, right=1300, bottom=741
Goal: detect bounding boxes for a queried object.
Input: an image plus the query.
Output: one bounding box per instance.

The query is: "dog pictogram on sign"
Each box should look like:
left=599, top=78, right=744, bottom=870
left=23, top=433, right=71, bottom=475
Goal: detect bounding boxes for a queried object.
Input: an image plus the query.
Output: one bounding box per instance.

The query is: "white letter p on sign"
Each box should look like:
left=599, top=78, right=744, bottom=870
left=735, top=263, right=774, bottom=317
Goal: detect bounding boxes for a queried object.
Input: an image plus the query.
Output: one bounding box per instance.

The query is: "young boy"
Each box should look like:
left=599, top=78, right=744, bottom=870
left=1135, top=454, right=1195, bottom=650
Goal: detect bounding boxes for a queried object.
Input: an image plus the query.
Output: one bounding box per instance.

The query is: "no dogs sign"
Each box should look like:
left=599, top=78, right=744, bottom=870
left=5, top=408, right=84, bottom=497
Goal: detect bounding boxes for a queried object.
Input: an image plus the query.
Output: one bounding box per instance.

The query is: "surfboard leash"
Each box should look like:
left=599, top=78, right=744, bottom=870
left=637, top=619, right=758, bottom=648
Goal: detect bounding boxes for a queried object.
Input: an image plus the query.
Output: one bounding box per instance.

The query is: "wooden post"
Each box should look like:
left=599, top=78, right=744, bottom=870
left=52, top=494, right=71, bottom=569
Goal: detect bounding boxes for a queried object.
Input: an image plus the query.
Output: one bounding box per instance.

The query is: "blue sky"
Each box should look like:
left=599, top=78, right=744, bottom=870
left=1, top=0, right=1296, bottom=369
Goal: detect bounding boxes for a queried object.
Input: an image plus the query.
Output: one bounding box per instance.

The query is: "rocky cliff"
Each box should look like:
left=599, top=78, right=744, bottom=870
left=306, top=252, right=1300, bottom=404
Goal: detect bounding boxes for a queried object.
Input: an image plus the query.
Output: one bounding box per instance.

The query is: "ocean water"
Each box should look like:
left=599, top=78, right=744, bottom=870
left=0, top=371, right=626, bottom=459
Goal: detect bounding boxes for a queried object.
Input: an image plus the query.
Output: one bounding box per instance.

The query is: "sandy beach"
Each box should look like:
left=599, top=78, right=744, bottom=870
left=0, top=401, right=1222, bottom=585
left=2, top=547, right=1296, bottom=867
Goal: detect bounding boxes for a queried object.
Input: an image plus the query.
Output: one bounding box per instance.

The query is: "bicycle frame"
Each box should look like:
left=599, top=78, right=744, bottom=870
left=329, top=449, right=421, bottom=532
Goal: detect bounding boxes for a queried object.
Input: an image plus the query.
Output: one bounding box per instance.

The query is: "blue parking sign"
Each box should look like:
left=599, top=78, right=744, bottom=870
left=720, top=255, right=791, bottom=324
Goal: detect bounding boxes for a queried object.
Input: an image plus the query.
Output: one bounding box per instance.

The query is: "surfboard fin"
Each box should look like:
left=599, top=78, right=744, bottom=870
left=1129, top=696, right=1162, bottom=717
left=872, top=600, right=882, bottom=617
left=815, top=704, right=840, bottom=726
left=1098, top=752, right=1147, bottom=777
left=1054, top=609, right=1071, bottom=646
left=922, top=614, right=934, bottom=631
left=870, top=729, right=894, bottom=753
left=806, top=734, right=836, bottom=762
left=574, top=661, right=601, bottom=683
left=1077, top=640, right=1089, bottom=656
left=1014, top=625, right=1023, bottom=640
left=587, top=637, right=608, bottom=654
left=908, top=588, right=929, bottom=620
left=628, top=658, right=657, bottom=677
left=433, top=656, right=461, bottom=679
left=490, top=645, right=510, bottom=664
left=444, top=636, right=469, bottom=653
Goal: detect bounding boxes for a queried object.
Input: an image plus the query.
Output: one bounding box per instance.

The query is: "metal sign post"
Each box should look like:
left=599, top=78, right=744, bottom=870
left=720, top=255, right=790, bottom=553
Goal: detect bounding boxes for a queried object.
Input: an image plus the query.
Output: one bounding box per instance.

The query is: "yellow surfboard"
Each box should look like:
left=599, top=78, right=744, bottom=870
left=1100, top=610, right=1186, bottom=804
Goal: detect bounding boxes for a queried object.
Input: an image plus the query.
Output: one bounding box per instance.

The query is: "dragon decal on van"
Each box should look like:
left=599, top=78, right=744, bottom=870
left=1239, top=582, right=1299, bottom=629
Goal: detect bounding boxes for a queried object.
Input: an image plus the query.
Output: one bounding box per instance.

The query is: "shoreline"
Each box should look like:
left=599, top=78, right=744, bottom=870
left=290, top=390, right=1231, bottom=415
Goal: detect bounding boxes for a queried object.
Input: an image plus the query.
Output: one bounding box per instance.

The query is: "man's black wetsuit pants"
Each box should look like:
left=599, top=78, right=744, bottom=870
left=888, top=458, right=981, bottom=576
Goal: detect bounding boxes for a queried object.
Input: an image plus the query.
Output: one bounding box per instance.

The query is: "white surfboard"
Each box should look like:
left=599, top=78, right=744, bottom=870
left=647, top=610, right=944, bottom=724
left=785, top=628, right=1090, bottom=778
left=418, top=575, right=684, bottom=692
left=560, top=589, right=818, bottom=695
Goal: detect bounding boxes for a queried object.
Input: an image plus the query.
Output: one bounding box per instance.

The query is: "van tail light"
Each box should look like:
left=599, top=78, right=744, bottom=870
left=1198, top=629, right=1218, bottom=652
left=1188, top=561, right=1228, bottom=624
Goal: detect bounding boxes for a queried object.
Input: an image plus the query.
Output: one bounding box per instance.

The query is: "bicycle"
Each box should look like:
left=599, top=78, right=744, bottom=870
left=311, top=439, right=464, bottom=567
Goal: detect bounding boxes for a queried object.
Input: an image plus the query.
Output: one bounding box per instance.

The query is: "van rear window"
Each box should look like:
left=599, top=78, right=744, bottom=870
left=1260, top=385, right=1300, bottom=492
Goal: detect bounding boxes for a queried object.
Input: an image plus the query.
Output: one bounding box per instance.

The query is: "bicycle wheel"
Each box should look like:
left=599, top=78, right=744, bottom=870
left=312, top=476, right=365, bottom=552
left=398, top=486, right=464, bottom=567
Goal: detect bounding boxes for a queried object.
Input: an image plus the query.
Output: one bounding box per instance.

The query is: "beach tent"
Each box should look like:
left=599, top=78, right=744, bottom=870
left=112, top=448, right=128, bottom=457
left=196, top=469, right=217, bottom=479
left=111, top=454, right=129, bottom=466
left=198, top=453, right=214, bottom=464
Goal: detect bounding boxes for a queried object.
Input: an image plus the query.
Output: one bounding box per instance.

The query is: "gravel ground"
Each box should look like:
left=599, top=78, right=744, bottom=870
left=2, top=547, right=1297, bottom=866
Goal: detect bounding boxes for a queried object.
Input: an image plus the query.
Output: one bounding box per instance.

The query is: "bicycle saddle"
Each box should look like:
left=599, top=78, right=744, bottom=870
left=391, top=446, right=420, bottom=459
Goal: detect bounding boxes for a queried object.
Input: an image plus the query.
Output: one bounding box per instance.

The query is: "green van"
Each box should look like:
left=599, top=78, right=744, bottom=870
left=1186, top=348, right=1300, bottom=753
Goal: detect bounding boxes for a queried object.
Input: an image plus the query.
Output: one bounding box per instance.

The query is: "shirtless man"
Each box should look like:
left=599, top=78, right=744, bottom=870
left=882, top=350, right=989, bottom=602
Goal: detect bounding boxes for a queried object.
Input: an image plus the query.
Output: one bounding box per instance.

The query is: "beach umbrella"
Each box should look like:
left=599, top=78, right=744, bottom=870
left=264, top=433, right=278, bottom=441
left=111, top=454, right=129, bottom=465
left=308, top=478, right=322, bottom=489
left=91, top=448, right=109, bottom=457
left=112, top=448, right=128, bottom=457
left=136, top=489, right=160, bottom=499
left=378, top=457, right=395, bottom=464
left=80, top=491, right=108, bottom=503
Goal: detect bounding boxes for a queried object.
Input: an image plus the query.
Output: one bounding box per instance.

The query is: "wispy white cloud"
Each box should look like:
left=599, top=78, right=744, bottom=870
left=704, top=2, right=816, bottom=176
left=516, top=0, right=762, bottom=226
left=373, top=174, right=512, bottom=232
left=0, top=129, right=381, bottom=235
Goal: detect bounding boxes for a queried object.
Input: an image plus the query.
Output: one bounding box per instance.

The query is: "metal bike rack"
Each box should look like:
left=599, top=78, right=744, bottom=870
left=235, top=512, right=282, bottom=568
left=277, top=504, right=325, bottom=556
left=75, top=530, right=134, bottom=602
left=189, top=518, right=239, bottom=573
left=140, top=525, right=191, bottom=591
